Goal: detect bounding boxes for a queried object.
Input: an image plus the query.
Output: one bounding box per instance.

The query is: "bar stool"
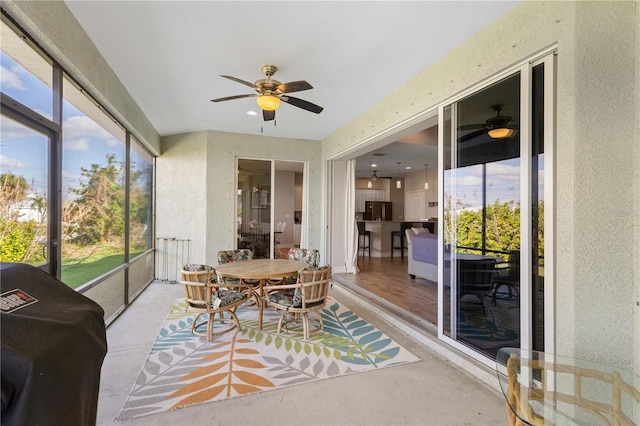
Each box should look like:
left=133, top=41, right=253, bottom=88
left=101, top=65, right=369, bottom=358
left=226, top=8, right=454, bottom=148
left=391, top=230, right=402, bottom=259
left=357, top=222, right=370, bottom=258
left=391, top=222, right=413, bottom=260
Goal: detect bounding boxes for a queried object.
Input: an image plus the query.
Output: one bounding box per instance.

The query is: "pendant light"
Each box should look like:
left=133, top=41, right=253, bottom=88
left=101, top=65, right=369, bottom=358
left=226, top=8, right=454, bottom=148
left=424, top=164, right=429, bottom=190
left=396, top=162, right=402, bottom=189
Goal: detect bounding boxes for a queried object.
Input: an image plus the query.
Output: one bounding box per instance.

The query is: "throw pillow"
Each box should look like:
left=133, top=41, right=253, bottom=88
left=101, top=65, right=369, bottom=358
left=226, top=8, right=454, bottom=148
left=412, top=227, right=430, bottom=235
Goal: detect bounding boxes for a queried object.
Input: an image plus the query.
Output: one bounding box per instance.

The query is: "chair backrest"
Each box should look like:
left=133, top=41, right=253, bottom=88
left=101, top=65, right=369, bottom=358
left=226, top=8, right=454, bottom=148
left=298, top=265, right=332, bottom=307
left=288, top=248, right=320, bottom=268
left=181, top=280, right=210, bottom=308
left=275, top=222, right=286, bottom=232
left=217, top=249, right=254, bottom=265
left=457, top=258, right=497, bottom=293
left=181, top=264, right=214, bottom=283
left=357, top=221, right=366, bottom=235
left=506, top=250, right=520, bottom=276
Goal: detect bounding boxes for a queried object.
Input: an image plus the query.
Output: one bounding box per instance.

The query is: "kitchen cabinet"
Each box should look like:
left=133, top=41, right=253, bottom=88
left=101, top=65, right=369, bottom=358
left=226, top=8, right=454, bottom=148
left=355, top=189, right=385, bottom=212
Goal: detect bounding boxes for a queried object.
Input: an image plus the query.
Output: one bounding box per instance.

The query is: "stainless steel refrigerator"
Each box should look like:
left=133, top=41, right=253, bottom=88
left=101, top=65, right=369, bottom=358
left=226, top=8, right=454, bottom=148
left=363, top=201, right=393, bottom=221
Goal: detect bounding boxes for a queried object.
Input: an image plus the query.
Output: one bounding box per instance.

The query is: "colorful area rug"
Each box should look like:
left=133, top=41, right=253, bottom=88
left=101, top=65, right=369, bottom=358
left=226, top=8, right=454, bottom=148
left=117, top=297, right=420, bottom=420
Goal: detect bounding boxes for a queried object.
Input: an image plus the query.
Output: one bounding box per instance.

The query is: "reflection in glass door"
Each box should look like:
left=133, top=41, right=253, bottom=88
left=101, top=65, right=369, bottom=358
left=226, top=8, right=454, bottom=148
left=0, top=115, right=50, bottom=268
left=443, top=72, right=524, bottom=360
left=237, top=159, right=272, bottom=258
left=441, top=55, right=552, bottom=361
left=237, top=159, right=305, bottom=259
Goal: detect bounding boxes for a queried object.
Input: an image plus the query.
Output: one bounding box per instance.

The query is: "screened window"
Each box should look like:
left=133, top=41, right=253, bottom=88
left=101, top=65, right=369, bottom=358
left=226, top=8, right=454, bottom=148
left=61, top=75, right=127, bottom=288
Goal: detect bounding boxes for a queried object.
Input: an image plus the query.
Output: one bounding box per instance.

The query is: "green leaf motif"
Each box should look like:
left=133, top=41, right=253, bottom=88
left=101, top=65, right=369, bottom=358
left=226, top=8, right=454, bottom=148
left=319, top=302, right=405, bottom=367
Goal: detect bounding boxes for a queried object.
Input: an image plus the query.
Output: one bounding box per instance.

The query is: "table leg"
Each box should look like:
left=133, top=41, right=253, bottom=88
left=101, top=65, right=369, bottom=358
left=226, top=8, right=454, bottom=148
left=258, top=279, right=265, bottom=330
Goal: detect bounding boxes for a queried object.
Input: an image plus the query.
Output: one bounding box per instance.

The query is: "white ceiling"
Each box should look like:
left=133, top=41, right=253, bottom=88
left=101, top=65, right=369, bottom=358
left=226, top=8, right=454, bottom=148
left=64, top=1, right=518, bottom=176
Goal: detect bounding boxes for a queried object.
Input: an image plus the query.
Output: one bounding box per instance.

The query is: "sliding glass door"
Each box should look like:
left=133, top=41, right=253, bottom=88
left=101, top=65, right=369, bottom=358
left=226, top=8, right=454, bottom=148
left=237, top=159, right=272, bottom=258
left=237, top=159, right=304, bottom=258
left=440, top=53, right=553, bottom=361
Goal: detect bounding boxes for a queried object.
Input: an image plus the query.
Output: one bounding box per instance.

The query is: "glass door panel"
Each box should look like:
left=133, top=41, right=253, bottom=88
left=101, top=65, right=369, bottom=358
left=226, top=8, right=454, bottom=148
left=531, top=63, right=545, bottom=351
left=443, top=73, right=522, bottom=359
left=273, top=161, right=304, bottom=258
left=0, top=114, right=50, bottom=267
left=237, top=159, right=271, bottom=258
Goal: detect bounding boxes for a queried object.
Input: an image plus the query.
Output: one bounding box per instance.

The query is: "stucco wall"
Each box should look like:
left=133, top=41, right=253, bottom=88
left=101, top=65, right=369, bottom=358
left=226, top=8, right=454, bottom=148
left=322, top=1, right=639, bottom=369
left=2, top=0, right=161, bottom=155
left=157, top=130, right=322, bottom=266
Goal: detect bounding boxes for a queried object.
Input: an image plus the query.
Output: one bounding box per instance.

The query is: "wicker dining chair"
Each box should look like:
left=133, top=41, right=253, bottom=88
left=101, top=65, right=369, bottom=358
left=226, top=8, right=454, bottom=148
left=180, top=264, right=247, bottom=341
left=265, top=265, right=332, bottom=340
left=216, top=249, right=261, bottom=305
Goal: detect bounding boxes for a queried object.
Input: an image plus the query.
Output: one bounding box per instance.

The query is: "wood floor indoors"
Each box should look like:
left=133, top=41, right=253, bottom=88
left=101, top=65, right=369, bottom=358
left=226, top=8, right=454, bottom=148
left=333, top=255, right=438, bottom=331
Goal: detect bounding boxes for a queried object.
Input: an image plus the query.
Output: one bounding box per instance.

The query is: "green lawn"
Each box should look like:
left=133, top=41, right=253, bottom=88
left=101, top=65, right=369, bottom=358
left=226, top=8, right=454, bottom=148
left=61, top=250, right=144, bottom=289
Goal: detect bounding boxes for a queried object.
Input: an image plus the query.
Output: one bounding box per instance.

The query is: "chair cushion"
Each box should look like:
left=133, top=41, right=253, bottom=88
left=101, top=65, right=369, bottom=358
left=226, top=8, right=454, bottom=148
left=217, top=249, right=253, bottom=264
left=288, top=248, right=320, bottom=269
left=212, top=289, right=247, bottom=307
left=268, top=289, right=302, bottom=308
left=182, top=263, right=215, bottom=272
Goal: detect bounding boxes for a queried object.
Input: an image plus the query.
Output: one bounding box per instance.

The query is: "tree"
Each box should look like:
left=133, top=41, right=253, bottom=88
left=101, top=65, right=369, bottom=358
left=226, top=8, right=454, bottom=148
left=1, top=172, right=29, bottom=219
left=63, top=154, right=125, bottom=245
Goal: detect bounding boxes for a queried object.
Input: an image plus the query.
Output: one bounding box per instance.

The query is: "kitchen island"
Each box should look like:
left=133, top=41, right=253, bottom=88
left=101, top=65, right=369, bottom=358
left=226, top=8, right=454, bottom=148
left=358, top=220, right=436, bottom=257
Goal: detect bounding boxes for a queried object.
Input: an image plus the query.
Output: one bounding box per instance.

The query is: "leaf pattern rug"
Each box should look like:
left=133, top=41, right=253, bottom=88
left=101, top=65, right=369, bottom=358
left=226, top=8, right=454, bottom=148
left=117, top=297, right=420, bottom=420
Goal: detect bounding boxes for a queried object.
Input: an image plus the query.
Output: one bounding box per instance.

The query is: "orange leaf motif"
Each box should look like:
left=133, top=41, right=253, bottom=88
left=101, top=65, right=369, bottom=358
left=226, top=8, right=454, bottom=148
left=171, top=385, right=226, bottom=409
left=202, top=350, right=232, bottom=361
left=169, top=373, right=228, bottom=397
left=181, top=361, right=228, bottom=380
left=230, top=383, right=264, bottom=395
left=234, top=348, right=261, bottom=355
left=233, top=359, right=267, bottom=369
left=233, top=371, right=276, bottom=388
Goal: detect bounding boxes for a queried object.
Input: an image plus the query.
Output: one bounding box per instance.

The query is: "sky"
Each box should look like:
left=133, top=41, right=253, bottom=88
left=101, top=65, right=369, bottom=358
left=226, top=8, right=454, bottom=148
left=1, top=51, right=126, bottom=201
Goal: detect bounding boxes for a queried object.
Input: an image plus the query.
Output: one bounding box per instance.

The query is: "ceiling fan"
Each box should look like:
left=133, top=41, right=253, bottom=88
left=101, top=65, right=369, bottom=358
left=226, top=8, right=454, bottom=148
left=370, top=170, right=392, bottom=180
left=458, top=104, right=517, bottom=142
left=210, top=65, right=324, bottom=122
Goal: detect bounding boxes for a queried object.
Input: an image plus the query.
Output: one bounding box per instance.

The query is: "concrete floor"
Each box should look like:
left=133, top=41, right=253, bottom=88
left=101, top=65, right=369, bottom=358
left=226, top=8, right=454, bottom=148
left=97, top=281, right=507, bottom=426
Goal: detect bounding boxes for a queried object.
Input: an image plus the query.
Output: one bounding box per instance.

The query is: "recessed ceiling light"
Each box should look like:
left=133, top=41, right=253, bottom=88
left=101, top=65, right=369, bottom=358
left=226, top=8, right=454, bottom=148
left=405, top=166, right=412, bottom=170
left=246, top=110, right=258, bottom=116
left=371, top=163, right=377, bottom=168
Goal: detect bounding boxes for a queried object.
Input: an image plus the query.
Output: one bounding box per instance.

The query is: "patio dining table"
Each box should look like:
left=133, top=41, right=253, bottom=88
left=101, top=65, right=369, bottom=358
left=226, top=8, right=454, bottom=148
left=214, top=258, right=308, bottom=329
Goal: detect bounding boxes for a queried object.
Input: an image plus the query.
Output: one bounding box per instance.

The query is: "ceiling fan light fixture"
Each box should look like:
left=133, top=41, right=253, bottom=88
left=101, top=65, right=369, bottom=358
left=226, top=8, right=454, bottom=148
left=256, top=94, right=281, bottom=111
left=488, top=128, right=517, bottom=139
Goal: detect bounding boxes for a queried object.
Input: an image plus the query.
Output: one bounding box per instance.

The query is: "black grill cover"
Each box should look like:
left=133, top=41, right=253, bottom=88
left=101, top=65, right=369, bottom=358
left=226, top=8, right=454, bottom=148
left=1, top=263, right=107, bottom=426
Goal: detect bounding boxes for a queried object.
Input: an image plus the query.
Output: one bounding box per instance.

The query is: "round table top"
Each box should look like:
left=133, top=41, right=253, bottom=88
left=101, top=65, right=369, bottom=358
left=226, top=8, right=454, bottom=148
left=214, top=259, right=309, bottom=279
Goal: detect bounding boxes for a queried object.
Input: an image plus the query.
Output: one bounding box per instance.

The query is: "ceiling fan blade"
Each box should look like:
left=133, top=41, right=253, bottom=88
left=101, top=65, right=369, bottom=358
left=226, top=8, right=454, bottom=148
left=277, top=80, right=313, bottom=94
left=458, top=123, right=486, bottom=131
left=458, top=128, right=487, bottom=143
left=220, top=75, right=257, bottom=89
left=211, top=94, right=256, bottom=102
left=281, top=96, right=324, bottom=114
left=263, top=109, right=275, bottom=121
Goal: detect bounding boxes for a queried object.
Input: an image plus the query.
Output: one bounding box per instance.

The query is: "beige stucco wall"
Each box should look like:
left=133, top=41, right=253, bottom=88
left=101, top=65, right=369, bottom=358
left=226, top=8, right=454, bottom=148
left=157, top=130, right=322, bottom=266
left=322, top=1, right=639, bottom=370
left=2, top=0, right=161, bottom=155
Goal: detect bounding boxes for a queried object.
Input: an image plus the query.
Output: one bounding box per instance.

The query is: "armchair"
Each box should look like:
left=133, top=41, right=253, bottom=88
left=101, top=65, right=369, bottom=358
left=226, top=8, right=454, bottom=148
left=265, top=265, right=332, bottom=340
left=180, top=264, right=247, bottom=341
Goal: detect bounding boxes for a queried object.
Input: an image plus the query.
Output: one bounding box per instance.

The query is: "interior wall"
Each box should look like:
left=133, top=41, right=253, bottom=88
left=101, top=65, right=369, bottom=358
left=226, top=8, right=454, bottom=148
left=321, top=1, right=639, bottom=369
left=156, top=132, right=208, bottom=264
